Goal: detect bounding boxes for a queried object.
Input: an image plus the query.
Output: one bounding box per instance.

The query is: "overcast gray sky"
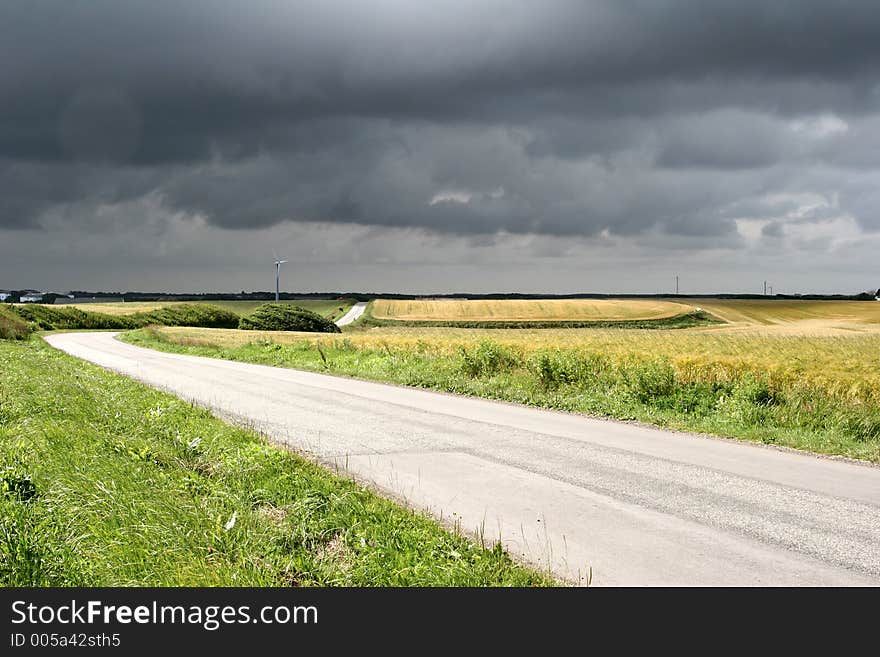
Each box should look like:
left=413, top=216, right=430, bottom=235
left=2, top=0, right=879, bottom=294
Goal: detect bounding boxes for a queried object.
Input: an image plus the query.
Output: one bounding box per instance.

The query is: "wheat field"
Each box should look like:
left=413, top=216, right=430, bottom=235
left=370, top=298, right=690, bottom=321
left=694, top=299, right=880, bottom=332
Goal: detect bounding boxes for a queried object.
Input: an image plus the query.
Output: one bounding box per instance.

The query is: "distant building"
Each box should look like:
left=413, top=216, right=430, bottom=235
left=0, top=292, right=10, bottom=302
left=20, top=293, right=43, bottom=303
left=875, top=288, right=880, bottom=301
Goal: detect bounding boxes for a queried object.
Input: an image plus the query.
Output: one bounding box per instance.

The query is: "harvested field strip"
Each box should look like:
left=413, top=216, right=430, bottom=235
left=694, top=300, right=880, bottom=326
left=370, top=298, right=692, bottom=322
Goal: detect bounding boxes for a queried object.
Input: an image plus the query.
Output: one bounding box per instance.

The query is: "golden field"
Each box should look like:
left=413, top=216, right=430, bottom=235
left=150, top=314, right=880, bottom=404
left=694, top=299, right=880, bottom=333
left=369, top=298, right=690, bottom=321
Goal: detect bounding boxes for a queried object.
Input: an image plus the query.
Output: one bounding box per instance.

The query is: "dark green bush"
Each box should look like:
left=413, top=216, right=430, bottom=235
left=238, top=303, right=341, bottom=333
left=8, top=303, right=239, bottom=331
left=131, top=304, right=239, bottom=329
left=10, top=305, right=137, bottom=330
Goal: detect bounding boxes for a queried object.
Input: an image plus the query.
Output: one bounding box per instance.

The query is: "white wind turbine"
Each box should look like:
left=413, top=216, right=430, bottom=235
left=273, top=251, right=287, bottom=302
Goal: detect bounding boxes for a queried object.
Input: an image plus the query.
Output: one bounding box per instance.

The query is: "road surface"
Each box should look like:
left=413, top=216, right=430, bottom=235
left=46, top=332, right=880, bottom=586
left=336, top=301, right=368, bottom=326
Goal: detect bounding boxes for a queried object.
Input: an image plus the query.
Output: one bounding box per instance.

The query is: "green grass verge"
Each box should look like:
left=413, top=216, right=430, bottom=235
left=123, top=330, right=880, bottom=463
left=0, top=338, right=550, bottom=586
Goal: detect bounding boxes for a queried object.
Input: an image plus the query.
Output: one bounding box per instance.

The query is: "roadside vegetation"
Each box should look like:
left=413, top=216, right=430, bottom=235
left=50, top=299, right=353, bottom=321
left=126, top=324, right=880, bottom=463
left=9, top=303, right=240, bottom=331
left=4, top=301, right=349, bottom=334
left=0, top=337, right=548, bottom=586
left=239, top=303, right=341, bottom=333
left=0, top=306, right=31, bottom=340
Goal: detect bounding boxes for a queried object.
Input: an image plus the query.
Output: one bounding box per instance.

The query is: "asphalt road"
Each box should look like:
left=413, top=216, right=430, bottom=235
left=335, top=301, right=368, bottom=326
left=46, top=332, right=880, bottom=586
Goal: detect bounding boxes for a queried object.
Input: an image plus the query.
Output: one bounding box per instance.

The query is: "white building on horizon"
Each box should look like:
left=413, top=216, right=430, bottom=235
left=20, top=291, right=43, bottom=302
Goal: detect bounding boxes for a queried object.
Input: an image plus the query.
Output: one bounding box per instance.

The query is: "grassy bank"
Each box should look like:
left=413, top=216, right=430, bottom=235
left=124, top=327, right=880, bottom=463
left=0, top=338, right=549, bottom=586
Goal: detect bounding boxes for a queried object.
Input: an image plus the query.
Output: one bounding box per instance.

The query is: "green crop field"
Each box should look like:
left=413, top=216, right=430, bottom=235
left=0, top=337, right=548, bottom=586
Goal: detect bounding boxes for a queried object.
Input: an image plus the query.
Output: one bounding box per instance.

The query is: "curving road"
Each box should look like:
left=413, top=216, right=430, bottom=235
left=335, top=301, right=368, bottom=326
left=45, top=331, right=880, bottom=586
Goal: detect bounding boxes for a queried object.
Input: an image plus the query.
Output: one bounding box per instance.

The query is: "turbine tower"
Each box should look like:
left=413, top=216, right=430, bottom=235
left=273, top=252, right=287, bottom=302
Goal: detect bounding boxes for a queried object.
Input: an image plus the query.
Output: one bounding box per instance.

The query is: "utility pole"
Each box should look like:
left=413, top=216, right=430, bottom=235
left=764, top=280, right=767, bottom=296
left=675, top=275, right=679, bottom=295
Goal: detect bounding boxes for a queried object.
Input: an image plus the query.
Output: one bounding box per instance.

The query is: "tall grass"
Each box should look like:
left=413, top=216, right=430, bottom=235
left=0, top=306, right=32, bottom=340
left=0, top=339, right=549, bottom=586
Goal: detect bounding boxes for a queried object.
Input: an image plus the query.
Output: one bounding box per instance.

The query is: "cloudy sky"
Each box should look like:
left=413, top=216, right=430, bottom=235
left=2, top=0, right=879, bottom=294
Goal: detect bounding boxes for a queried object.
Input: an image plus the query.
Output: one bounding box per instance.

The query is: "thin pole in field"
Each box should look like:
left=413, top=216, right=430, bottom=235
left=273, top=251, right=287, bottom=302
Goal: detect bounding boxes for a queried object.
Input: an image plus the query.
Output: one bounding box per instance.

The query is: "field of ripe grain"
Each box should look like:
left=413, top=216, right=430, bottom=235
left=48, top=299, right=352, bottom=320
left=145, top=322, right=880, bottom=402
left=694, top=299, right=880, bottom=333
left=370, top=298, right=691, bottom=322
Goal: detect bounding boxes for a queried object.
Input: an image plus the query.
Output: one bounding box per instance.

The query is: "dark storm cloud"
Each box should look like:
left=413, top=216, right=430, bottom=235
left=2, top=0, right=880, bottom=240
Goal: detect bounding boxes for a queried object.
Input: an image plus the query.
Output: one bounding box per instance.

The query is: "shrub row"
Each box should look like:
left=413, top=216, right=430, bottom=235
left=238, top=303, right=341, bottom=333
left=3, top=302, right=341, bottom=339
left=7, top=304, right=240, bottom=333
